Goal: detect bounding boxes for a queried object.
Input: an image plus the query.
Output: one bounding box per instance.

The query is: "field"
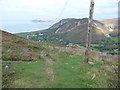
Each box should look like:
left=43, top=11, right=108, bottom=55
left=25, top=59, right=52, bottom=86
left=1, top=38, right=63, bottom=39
left=2, top=42, right=119, bottom=88
left=1, top=30, right=119, bottom=88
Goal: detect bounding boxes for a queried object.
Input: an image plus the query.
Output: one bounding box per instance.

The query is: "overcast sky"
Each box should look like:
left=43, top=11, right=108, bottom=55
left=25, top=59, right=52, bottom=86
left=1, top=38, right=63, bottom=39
left=0, top=0, right=119, bottom=22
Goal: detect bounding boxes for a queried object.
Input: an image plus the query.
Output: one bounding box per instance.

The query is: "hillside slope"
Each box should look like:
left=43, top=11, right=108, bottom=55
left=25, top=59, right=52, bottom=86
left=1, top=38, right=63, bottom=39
left=101, top=18, right=119, bottom=37
left=1, top=30, right=44, bottom=61
left=2, top=30, right=119, bottom=88
left=17, top=18, right=119, bottom=55
left=49, top=18, right=114, bottom=43
left=102, top=18, right=118, bottom=31
left=17, top=18, right=115, bottom=43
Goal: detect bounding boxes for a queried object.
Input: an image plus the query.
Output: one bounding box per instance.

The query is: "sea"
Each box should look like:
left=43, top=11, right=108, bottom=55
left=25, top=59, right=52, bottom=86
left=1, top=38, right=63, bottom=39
left=0, top=20, right=56, bottom=34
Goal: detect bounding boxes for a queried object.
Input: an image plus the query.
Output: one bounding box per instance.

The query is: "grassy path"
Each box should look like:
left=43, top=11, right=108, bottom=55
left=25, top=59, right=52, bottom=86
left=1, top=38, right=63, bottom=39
left=45, top=57, right=55, bottom=82
left=2, top=47, right=118, bottom=88
left=41, top=49, right=56, bottom=83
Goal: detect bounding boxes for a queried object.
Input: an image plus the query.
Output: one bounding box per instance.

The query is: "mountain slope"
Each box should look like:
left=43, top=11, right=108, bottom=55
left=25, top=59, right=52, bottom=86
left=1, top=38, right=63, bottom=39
left=101, top=18, right=119, bottom=37
left=47, top=18, right=114, bottom=43
left=49, top=18, right=112, bottom=34
left=17, top=18, right=115, bottom=43
left=2, top=30, right=118, bottom=88
left=17, top=18, right=119, bottom=55
left=101, top=18, right=118, bottom=31
left=1, top=30, right=44, bottom=61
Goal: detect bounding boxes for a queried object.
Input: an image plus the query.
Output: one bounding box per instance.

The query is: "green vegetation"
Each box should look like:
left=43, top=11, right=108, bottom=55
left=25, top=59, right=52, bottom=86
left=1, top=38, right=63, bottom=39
left=2, top=17, right=119, bottom=88
left=17, top=29, right=119, bottom=55
left=2, top=30, right=119, bottom=88
left=2, top=60, right=47, bottom=88
left=2, top=30, right=44, bottom=61
left=2, top=46, right=118, bottom=88
left=91, top=37, right=119, bottom=55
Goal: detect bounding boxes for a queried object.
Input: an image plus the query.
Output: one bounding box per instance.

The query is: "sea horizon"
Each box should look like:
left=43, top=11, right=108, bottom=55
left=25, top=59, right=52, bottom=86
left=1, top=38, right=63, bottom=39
left=0, top=20, right=56, bottom=34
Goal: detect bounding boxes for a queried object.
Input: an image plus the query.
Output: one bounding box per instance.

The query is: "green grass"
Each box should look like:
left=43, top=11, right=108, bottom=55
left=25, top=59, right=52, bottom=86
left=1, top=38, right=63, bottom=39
left=2, top=40, right=118, bottom=88
left=2, top=50, right=118, bottom=88
left=110, top=37, right=118, bottom=42
left=49, top=52, right=118, bottom=88
left=3, top=59, right=50, bottom=88
left=2, top=39, right=119, bottom=88
left=2, top=30, right=118, bottom=88
left=12, top=60, right=49, bottom=88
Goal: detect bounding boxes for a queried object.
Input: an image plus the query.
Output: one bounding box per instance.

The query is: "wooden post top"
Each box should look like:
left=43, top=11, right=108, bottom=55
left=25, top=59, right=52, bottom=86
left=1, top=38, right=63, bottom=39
left=91, top=0, right=95, bottom=4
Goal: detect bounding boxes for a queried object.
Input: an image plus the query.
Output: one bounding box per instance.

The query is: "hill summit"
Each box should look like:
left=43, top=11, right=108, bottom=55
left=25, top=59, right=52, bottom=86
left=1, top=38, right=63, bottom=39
left=43, top=18, right=115, bottom=43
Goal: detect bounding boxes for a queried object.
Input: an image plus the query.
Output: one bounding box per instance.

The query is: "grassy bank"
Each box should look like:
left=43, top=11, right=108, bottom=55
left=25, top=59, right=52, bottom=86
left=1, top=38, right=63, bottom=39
left=2, top=30, right=119, bottom=88
left=2, top=44, right=118, bottom=88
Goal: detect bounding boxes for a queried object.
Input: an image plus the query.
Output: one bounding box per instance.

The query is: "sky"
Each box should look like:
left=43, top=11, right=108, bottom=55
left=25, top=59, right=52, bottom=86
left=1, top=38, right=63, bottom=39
left=0, top=0, right=119, bottom=22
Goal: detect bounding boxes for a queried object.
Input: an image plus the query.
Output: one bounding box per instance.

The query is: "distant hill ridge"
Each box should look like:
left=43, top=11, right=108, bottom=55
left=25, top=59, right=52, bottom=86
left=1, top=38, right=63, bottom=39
left=44, top=18, right=116, bottom=43
left=101, top=18, right=119, bottom=37
left=49, top=18, right=113, bottom=34
left=101, top=18, right=118, bottom=31
left=17, top=18, right=118, bottom=43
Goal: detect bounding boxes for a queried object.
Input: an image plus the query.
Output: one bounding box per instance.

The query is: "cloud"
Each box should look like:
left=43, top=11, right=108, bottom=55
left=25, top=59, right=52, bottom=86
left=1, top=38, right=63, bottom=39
left=0, top=0, right=119, bottom=20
